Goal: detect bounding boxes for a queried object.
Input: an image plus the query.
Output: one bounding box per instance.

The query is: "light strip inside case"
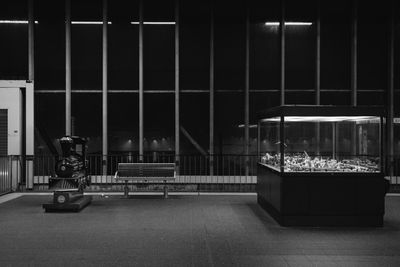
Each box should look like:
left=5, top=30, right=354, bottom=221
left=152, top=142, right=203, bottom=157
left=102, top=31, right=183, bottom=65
left=261, top=116, right=380, bottom=123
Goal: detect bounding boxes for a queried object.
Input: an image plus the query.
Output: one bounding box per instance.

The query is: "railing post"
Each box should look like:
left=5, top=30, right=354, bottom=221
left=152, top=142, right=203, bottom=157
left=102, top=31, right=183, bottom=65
left=65, top=0, right=72, bottom=136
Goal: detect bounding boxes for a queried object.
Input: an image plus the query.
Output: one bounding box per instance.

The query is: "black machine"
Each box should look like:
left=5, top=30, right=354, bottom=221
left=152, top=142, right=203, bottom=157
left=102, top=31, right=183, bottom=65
left=43, top=136, right=92, bottom=212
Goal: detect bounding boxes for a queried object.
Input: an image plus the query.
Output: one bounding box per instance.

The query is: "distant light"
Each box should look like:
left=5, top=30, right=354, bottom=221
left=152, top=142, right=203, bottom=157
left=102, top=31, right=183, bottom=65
left=130, top=21, right=175, bottom=25
left=265, top=22, right=313, bottom=26
left=0, top=20, right=38, bottom=24
left=238, top=124, right=258, bottom=128
left=71, top=21, right=112, bottom=25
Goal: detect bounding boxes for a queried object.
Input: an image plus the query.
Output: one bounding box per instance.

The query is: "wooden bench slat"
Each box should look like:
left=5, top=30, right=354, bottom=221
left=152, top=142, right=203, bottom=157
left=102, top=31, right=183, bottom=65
left=115, top=163, right=176, bottom=181
left=114, top=163, right=176, bottom=198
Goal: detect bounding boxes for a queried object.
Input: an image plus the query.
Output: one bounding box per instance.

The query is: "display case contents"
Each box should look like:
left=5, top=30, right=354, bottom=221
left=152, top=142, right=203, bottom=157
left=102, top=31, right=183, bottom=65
left=260, top=152, right=379, bottom=173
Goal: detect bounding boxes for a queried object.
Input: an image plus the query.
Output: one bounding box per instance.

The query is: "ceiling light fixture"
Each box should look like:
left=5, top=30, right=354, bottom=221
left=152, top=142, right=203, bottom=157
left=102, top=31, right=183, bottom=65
left=0, top=20, right=38, bottom=24
left=265, top=22, right=313, bottom=26
left=130, top=21, right=175, bottom=25
left=71, top=21, right=112, bottom=25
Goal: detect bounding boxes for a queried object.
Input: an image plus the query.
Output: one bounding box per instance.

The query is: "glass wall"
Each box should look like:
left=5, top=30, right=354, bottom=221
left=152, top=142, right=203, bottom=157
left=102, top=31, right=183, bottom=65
left=0, top=0, right=394, bottom=158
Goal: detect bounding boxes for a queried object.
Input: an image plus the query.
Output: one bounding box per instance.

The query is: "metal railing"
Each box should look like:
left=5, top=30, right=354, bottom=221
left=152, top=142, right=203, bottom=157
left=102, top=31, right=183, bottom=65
left=0, top=156, right=12, bottom=195
left=33, top=154, right=259, bottom=186
left=0, top=153, right=391, bottom=192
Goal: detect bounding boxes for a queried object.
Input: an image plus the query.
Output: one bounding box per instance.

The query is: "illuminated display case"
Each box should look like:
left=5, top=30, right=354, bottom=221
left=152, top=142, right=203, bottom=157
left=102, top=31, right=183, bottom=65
left=256, top=106, right=386, bottom=227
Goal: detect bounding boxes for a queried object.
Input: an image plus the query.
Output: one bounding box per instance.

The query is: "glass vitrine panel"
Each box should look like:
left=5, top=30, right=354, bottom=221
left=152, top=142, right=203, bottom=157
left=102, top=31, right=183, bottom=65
left=259, top=115, right=381, bottom=173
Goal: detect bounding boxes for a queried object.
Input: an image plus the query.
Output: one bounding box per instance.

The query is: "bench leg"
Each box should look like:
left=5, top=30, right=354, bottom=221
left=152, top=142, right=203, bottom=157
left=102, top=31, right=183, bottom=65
left=163, top=184, right=168, bottom=199
left=124, top=180, right=129, bottom=198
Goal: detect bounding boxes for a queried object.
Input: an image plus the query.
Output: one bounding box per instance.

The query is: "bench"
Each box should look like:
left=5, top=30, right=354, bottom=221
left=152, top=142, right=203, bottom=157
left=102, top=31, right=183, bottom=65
left=114, top=163, right=176, bottom=198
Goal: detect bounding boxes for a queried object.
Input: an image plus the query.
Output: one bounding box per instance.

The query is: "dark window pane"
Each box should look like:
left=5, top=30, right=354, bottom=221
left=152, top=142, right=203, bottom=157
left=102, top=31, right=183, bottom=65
left=250, top=24, right=279, bottom=90
left=35, top=0, right=65, bottom=90
left=215, top=93, right=244, bottom=154
left=109, top=25, right=139, bottom=90
left=35, top=94, right=64, bottom=154
left=109, top=94, right=139, bottom=153
left=71, top=93, right=102, bottom=153
left=321, top=91, right=351, bottom=105
left=0, top=24, right=28, bottom=80
left=180, top=1, right=210, bottom=91
left=214, top=2, right=246, bottom=91
left=71, top=25, right=102, bottom=90
left=181, top=93, right=209, bottom=154
left=143, top=94, right=174, bottom=153
left=320, top=0, right=351, bottom=90
left=144, top=25, right=174, bottom=91
left=286, top=91, right=315, bottom=105
left=358, top=2, right=388, bottom=91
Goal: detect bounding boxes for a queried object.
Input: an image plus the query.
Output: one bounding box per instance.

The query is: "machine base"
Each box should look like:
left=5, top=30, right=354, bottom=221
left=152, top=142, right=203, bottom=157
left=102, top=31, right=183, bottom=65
left=43, top=195, right=92, bottom=212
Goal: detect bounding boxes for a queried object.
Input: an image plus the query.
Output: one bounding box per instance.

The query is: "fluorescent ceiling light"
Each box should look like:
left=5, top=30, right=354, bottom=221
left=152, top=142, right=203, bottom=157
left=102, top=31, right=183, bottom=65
left=0, top=20, right=38, bottom=24
left=265, top=22, right=313, bottom=26
left=71, top=21, right=112, bottom=25
left=130, top=21, right=175, bottom=25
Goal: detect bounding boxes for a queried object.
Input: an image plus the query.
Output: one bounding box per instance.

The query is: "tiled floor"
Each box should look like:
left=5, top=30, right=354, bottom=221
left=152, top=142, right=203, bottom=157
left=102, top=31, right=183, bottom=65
left=0, top=194, right=400, bottom=266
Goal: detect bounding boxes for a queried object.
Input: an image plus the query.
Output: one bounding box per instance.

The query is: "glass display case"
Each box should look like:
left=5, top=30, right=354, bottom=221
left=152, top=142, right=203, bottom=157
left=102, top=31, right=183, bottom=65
left=256, top=106, right=386, bottom=227
left=258, top=115, right=382, bottom=173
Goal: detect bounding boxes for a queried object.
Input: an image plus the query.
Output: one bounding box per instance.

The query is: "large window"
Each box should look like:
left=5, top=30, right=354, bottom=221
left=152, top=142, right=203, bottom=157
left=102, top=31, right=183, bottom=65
left=108, top=94, right=139, bottom=154
left=180, top=1, right=210, bottom=91
left=320, top=0, right=351, bottom=90
left=0, top=0, right=28, bottom=80
left=286, top=0, right=316, bottom=91
left=143, top=0, right=175, bottom=91
left=0, top=0, right=396, bottom=158
left=181, top=93, right=209, bottom=155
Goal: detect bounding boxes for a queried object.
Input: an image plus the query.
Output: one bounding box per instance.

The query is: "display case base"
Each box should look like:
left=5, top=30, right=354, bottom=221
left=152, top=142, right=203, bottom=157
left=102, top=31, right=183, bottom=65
left=258, top=195, right=383, bottom=227
left=43, top=195, right=92, bottom=212
left=256, top=163, right=385, bottom=227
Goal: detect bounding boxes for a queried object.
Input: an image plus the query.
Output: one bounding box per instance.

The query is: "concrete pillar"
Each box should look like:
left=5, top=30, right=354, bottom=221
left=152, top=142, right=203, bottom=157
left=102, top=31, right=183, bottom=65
left=102, top=0, right=108, bottom=175
left=351, top=0, right=358, bottom=107
left=65, top=0, right=71, bottom=136
left=27, top=0, right=35, bottom=189
left=245, top=7, right=250, bottom=176
left=315, top=2, right=321, bottom=156
left=387, top=2, right=394, bottom=175
left=175, top=0, right=180, bottom=173
left=280, top=0, right=285, bottom=106
left=139, top=0, right=144, bottom=161
left=209, top=3, right=214, bottom=176
left=351, top=0, right=358, bottom=156
left=25, top=82, right=35, bottom=189
left=28, top=0, right=34, bottom=81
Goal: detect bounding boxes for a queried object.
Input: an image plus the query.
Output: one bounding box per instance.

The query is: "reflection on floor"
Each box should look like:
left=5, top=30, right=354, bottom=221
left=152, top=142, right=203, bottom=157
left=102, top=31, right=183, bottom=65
left=0, top=194, right=400, bottom=266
